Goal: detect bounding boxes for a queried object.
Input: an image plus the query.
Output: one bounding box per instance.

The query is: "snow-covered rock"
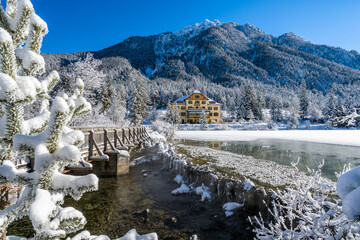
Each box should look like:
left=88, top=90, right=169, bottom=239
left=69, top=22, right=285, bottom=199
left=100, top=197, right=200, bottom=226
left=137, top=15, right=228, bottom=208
left=223, top=202, right=244, bottom=217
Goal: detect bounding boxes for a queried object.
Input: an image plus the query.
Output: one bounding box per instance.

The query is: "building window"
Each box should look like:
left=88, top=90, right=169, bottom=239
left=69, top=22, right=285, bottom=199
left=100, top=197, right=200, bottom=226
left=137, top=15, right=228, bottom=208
left=195, top=95, right=200, bottom=98
left=208, top=107, right=212, bottom=110
left=209, top=113, right=213, bottom=116
left=202, top=106, right=205, bottom=109
left=188, top=106, right=193, bottom=109
left=202, top=101, right=206, bottom=104
left=181, top=106, right=185, bottom=110
left=188, top=100, right=193, bottom=104
left=195, top=101, right=200, bottom=104
left=214, top=107, right=218, bottom=110
left=214, top=113, right=219, bottom=116
left=181, top=112, right=186, bottom=116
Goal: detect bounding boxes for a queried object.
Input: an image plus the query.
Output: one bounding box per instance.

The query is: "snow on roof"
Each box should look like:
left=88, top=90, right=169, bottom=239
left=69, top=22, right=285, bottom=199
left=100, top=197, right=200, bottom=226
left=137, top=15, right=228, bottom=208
left=191, top=90, right=201, bottom=94
left=208, top=98, right=222, bottom=105
left=171, top=95, right=188, bottom=104
left=171, top=91, right=221, bottom=105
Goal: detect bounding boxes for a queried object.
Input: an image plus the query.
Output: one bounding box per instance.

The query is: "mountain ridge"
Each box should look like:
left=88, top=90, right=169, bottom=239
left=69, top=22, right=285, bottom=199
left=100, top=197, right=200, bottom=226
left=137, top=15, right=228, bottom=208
left=44, top=20, right=360, bottom=92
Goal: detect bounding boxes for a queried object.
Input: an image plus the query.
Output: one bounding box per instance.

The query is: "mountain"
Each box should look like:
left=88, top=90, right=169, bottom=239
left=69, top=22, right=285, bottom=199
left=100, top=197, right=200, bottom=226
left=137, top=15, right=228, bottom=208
left=44, top=20, right=360, bottom=92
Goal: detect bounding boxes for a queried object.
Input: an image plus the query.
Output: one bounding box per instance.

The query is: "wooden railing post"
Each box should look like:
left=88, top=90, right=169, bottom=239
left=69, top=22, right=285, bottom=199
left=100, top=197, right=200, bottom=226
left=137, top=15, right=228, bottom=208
left=136, top=128, right=140, bottom=141
left=133, top=128, right=137, bottom=142
left=114, top=129, right=118, bottom=148
left=89, top=130, right=94, bottom=159
left=122, top=128, right=126, bottom=144
left=104, top=129, right=108, bottom=152
left=128, top=128, right=134, bottom=142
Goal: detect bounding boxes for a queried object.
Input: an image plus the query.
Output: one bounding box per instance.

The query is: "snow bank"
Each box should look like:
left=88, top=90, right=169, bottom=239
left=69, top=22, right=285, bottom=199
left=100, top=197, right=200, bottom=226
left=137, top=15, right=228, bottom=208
left=175, top=130, right=360, bottom=146
left=337, top=166, right=360, bottom=219
left=195, top=184, right=211, bottom=202
left=171, top=184, right=190, bottom=195
left=177, top=144, right=310, bottom=187
left=116, top=229, right=158, bottom=240
left=242, top=179, right=255, bottom=191
left=174, top=175, right=184, bottom=185
left=223, top=202, right=244, bottom=217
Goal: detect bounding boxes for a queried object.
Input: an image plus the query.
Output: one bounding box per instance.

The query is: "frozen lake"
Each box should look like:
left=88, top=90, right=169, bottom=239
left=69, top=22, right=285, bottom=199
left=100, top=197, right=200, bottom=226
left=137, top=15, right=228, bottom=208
left=178, top=139, right=360, bottom=180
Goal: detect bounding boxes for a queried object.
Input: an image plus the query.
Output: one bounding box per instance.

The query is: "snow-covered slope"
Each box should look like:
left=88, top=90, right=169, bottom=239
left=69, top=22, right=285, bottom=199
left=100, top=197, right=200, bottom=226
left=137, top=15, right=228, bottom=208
left=93, top=20, right=360, bottom=91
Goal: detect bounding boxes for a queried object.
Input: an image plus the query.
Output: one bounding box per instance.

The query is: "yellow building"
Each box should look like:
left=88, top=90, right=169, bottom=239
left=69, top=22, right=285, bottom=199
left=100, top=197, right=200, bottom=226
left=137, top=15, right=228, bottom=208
left=171, top=90, right=222, bottom=124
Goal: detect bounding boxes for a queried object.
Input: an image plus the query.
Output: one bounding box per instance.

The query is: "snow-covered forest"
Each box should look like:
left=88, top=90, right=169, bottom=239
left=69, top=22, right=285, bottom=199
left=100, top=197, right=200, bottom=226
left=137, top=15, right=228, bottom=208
left=43, top=52, right=360, bottom=129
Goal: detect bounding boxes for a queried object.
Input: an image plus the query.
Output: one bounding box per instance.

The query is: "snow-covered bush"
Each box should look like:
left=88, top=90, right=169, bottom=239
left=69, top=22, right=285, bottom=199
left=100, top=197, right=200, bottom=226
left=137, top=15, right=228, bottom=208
left=250, top=162, right=360, bottom=239
left=0, top=0, right=97, bottom=238
left=0, top=1, right=156, bottom=239
left=151, top=119, right=175, bottom=140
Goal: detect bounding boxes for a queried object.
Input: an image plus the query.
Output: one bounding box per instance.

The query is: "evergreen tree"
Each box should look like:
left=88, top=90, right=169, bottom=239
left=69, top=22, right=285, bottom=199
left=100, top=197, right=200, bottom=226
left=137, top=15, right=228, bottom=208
left=110, top=86, right=127, bottom=125
left=128, top=75, right=150, bottom=126
left=165, top=102, right=180, bottom=127
left=100, top=77, right=113, bottom=112
left=240, top=84, right=262, bottom=120
left=173, top=105, right=181, bottom=126
left=99, top=78, right=127, bottom=125
left=324, top=83, right=340, bottom=121
left=270, top=97, right=283, bottom=122
left=165, top=102, right=172, bottom=122
left=0, top=1, right=98, bottom=238
left=299, top=79, right=309, bottom=119
left=199, top=110, right=208, bottom=130
left=286, top=102, right=300, bottom=130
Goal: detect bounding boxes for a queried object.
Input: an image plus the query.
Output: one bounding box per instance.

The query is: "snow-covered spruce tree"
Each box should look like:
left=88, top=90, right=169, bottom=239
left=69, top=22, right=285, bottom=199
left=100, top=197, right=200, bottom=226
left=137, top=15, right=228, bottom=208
left=199, top=110, right=208, bottom=130
left=128, top=75, right=150, bottom=126
left=241, top=84, right=262, bottom=120
left=324, top=83, right=340, bottom=122
left=299, top=79, right=308, bottom=119
left=0, top=1, right=98, bottom=238
left=165, top=102, right=180, bottom=127
left=270, top=97, right=283, bottom=123
left=286, top=98, right=300, bottom=130
left=99, top=78, right=127, bottom=125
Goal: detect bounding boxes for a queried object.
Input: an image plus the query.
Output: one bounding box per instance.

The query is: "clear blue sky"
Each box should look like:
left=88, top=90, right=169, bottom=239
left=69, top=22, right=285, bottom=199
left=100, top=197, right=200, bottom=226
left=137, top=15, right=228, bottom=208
left=31, top=0, right=360, bottom=53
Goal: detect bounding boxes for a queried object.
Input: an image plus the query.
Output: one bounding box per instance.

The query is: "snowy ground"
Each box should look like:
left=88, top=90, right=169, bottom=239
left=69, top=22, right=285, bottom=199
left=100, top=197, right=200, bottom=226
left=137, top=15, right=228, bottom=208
left=176, top=144, right=311, bottom=187
left=175, top=130, right=360, bottom=146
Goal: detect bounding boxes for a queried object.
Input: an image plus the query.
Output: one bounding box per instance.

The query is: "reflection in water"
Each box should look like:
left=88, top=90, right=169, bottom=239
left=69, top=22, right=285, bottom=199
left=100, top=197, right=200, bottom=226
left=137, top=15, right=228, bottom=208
left=179, top=139, right=360, bottom=180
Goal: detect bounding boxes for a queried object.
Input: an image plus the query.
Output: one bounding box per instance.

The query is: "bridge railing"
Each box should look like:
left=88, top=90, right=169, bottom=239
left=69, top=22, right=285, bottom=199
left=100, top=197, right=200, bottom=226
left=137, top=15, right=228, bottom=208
left=23, top=126, right=151, bottom=172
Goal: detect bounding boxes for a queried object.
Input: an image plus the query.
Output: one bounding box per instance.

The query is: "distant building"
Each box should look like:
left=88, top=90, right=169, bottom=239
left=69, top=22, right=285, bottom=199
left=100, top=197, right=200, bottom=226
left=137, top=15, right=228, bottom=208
left=171, top=90, right=222, bottom=124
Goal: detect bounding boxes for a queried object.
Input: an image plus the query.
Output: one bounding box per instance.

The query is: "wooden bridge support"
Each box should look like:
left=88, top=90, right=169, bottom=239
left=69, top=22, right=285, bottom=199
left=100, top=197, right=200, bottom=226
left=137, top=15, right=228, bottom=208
left=92, top=150, right=130, bottom=177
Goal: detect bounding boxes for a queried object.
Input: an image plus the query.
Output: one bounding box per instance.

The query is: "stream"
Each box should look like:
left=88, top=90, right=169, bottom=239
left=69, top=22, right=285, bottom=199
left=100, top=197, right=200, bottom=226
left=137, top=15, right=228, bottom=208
left=8, top=148, right=253, bottom=240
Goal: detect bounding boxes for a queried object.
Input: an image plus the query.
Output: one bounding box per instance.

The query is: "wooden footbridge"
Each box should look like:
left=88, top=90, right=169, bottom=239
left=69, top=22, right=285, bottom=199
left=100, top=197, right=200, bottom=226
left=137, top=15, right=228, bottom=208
left=26, top=126, right=152, bottom=176
left=1, top=127, right=151, bottom=212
